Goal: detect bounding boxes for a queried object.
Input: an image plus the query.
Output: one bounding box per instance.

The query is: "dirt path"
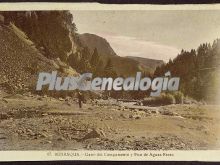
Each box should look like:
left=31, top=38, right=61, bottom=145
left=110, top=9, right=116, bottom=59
left=0, top=94, right=220, bottom=150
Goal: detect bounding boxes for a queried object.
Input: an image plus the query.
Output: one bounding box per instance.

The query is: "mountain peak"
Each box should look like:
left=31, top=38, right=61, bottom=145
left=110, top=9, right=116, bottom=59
left=79, top=33, right=117, bottom=57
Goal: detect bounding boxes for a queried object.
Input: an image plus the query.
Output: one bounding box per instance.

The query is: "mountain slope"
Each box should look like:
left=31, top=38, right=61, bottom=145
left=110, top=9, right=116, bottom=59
left=0, top=22, right=77, bottom=93
left=1, top=11, right=79, bottom=62
left=79, top=33, right=150, bottom=76
left=0, top=23, right=56, bottom=92
left=126, top=56, right=164, bottom=73
left=79, top=33, right=117, bottom=57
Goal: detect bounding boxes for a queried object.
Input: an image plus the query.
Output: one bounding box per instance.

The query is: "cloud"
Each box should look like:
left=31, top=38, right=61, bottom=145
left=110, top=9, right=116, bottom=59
left=97, top=33, right=180, bottom=62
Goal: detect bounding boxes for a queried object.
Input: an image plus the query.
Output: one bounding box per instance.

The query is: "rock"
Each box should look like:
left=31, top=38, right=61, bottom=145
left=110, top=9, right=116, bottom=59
left=0, top=136, right=6, bottom=140
left=81, top=129, right=102, bottom=141
left=134, top=109, right=139, bottom=113
left=151, top=110, right=159, bottom=114
left=135, top=116, right=141, bottom=120
left=135, top=101, right=143, bottom=106
left=66, top=102, right=71, bottom=106
left=86, top=143, right=92, bottom=149
left=65, top=97, right=71, bottom=101
left=2, top=98, right=8, bottom=103
left=46, top=140, right=52, bottom=144
left=108, top=116, right=113, bottom=120
left=161, top=110, right=177, bottom=116
left=4, top=94, right=24, bottom=100
left=0, top=113, right=9, bottom=120
left=59, top=98, right=64, bottom=101
left=88, top=107, right=93, bottom=110
left=129, top=115, right=134, bottom=119
left=26, top=129, right=35, bottom=136
left=40, top=132, right=48, bottom=138
left=99, top=130, right=106, bottom=137
left=37, top=97, right=43, bottom=101
left=175, top=115, right=184, bottom=119
left=57, top=137, right=65, bottom=141
left=120, top=114, right=128, bottom=119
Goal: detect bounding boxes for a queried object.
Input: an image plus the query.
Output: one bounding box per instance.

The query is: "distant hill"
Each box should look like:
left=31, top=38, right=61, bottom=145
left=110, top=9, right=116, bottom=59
left=79, top=33, right=117, bottom=57
left=126, top=56, right=164, bottom=73
left=79, top=33, right=163, bottom=76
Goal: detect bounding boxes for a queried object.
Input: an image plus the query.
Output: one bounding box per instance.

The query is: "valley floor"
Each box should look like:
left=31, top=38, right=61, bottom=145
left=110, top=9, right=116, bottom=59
left=0, top=92, right=220, bottom=150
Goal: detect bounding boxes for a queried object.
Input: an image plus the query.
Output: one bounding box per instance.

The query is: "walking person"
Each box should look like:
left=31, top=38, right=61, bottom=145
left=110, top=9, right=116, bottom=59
left=77, top=91, right=83, bottom=108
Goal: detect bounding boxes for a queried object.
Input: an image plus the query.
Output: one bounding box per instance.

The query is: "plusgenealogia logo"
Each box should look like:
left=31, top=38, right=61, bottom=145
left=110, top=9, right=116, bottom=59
left=36, top=71, right=180, bottom=96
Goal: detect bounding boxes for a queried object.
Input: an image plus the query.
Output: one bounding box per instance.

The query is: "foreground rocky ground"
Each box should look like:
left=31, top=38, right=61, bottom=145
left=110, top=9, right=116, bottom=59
left=0, top=91, right=220, bottom=150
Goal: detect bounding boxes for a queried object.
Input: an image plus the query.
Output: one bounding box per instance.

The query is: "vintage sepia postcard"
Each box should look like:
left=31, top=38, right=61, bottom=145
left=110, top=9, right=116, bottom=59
left=0, top=3, right=220, bottom=161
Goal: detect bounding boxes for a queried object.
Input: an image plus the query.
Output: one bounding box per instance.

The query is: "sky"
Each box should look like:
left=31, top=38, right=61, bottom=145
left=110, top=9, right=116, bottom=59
left=71, top=10, right=220, bottom=62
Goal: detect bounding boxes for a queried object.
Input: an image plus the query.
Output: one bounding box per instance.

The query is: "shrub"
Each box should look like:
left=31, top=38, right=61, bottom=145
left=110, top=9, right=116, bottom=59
left=24, top=62, right=39, bottom=75
left=158, top=93, right=175, bottom=105
left=183, top=96, right=198, bottom=104
left=142, top=93, right=175, bottom=106
left=173, top=91, right=184, bottom=104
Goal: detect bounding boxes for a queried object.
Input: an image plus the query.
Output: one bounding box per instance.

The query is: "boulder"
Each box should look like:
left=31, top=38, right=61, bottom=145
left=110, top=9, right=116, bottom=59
left=151, top=110, right=159, bottom=114
left=161, top=110, right=178, bottom=116
left=81, top=129, right=104, bottom=141
left=0, top=113, right=9, bottom=120
left=120, top=113, right=128, bottom=119
left=59, top=98, right=64, bottom=101
left=57, top=137, right=65, bottom=141
left=135, top=116, right=141, bottom=120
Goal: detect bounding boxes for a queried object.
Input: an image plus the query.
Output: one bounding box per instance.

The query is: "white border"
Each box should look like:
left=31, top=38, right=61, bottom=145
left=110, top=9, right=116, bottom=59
left=0, top=150, right=220, bottom=161
left=0, top=3, right=220, bottom=11
left=0, top=2, right=220, bottom=161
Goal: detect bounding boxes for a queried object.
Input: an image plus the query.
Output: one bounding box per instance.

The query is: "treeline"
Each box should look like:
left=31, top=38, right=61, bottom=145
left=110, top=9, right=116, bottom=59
left=154, top=39, right=220, bottom=102
left=1, top=11, right=77, bottom=62
left=68, top=47, right=117, bottom=78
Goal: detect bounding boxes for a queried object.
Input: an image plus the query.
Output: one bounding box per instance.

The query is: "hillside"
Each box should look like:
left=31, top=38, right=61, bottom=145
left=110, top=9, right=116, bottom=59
left=0, top=23, right=54, bottom=92
left=126, top=56, right=164, bottom=73
left=0, top=18, right=77, bottom=93
left=1, top=11, right=79, bottom=62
